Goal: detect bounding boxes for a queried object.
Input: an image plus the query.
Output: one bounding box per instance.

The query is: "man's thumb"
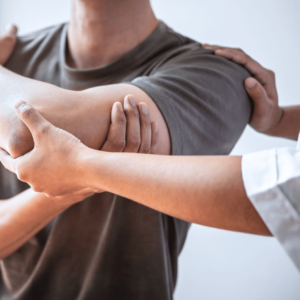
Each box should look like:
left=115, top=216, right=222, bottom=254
left=14, top=101, right=51, bottom=140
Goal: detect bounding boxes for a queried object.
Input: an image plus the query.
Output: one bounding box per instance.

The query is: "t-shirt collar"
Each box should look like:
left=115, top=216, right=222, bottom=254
left=59, top=21, right=168, bottom=83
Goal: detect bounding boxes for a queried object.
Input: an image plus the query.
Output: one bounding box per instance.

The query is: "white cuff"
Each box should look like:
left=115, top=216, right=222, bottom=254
left=242, top=149, right=277, bottom=197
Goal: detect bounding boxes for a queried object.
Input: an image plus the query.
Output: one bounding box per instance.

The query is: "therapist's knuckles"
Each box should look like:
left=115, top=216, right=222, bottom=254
left=105, top=135, right=126, bottom=152
left=102, top=102, right=127, bottom=152
left=124, top=101, right=141, bottom=151
left=113, top=102, right=127, bottom=126
left=138, top=103, right=152, bottom=154
left=126, top=135, right=141, bottom=152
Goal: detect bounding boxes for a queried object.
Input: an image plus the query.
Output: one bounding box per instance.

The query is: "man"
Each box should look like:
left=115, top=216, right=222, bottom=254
left=0, top=1, right=252, bottom=299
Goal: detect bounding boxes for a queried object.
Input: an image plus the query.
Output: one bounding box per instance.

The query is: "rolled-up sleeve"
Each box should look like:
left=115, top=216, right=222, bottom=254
left=242, top=148, right=300, bottom=271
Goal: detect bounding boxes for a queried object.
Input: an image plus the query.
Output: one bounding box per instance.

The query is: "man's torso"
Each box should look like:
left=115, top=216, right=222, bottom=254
left=0, top=21, right=252, bottom=300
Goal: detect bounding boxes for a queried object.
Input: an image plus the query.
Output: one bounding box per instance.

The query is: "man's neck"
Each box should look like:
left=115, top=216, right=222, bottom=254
left=67, top=0, right=158, bottom=69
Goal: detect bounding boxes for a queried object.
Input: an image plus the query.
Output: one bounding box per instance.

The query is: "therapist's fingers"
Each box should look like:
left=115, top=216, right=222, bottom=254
left=245, top=77, right=280, bottom=131
left=203, top=45, right=278, bottom=101
left=216, top=49, right=277, bottom=99
left=0, top=24, right=18, bottom=65
left=14, top=101, right=53, bottom=143
left=150, top=122, right=159, bottom=154
left=203, top=44, right=227, bottom=50
left=138, top=102, right=152, bottom=154
left=245, top=78, right=269, bottom=108
left=215, top=48, right=265, bottom=76
left=0, top=148, right=16, bottom=173
left=123, top=95, right=141, bottom=153
left=203, top=44, right=245, bottom=53
left=203, top=44, right=264, bottom=75
left=101, top=102, right=126, bottom=152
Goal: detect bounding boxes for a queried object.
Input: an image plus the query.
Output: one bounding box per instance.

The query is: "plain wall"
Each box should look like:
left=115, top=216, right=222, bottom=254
left=1, top=1, right=300, bottom=299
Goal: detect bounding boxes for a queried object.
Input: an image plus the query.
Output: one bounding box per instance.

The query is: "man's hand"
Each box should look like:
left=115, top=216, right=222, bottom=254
left=203, top=44, right=283, bottom=135
left=0, top=24, right=17, bottom=65
left=0, top=95, right=159, bottom=198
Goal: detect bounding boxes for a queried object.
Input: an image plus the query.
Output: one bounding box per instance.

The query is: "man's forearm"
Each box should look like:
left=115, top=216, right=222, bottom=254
left=81, top=151, right=271, bottom=236
left=0, top=66, right=170, bottom=157
left=0, top=189, right=72, bottom=260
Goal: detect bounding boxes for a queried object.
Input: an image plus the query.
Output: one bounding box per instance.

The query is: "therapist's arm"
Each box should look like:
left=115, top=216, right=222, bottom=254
left=0, top=66, right=170, bottom=158
left=203, top=44, right=300, bottom=140
left=0, top=103, right=271, bottom=236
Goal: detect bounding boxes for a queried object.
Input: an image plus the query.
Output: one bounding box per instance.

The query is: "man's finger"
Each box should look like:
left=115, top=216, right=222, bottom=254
left=150, top=122, right=159, bottom=154
left=0, top=148, right=16, bottom=173
left=14, top=101, right=52, bottom=142
left=138, top=102, right=151, bottom=154
left=101, top=102, right=126, bottom=152
left=123, top=95, right=141, bottom=153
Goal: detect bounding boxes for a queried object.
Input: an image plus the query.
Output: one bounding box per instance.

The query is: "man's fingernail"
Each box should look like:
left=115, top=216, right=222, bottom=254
left=154, top=122, right=159, bottom=133
left=141, top=103, right=148, bottom=115
left=246, top=78, right=257, bottom=89
left=117, top=102, right=123, bottom=112
left=129, top=96, right=136, bottom=107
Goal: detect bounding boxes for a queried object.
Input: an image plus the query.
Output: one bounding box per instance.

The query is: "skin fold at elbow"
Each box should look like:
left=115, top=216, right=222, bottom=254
left=5, top=124, right=34, bottom=159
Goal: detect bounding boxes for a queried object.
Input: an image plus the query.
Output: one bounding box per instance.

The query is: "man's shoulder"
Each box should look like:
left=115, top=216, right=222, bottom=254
left=156, top=24, right=250, bottom=80
left=4, top=23, right=65, bottom=81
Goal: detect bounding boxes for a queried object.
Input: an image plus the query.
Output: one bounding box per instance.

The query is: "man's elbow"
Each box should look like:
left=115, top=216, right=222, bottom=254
left=6, top=125, right=34, bottom=158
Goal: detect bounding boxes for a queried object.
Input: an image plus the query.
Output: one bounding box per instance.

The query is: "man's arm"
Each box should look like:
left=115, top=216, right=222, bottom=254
left=0, top=188, right=93, bottom=260
left=0, top=66, right=170, bottom=158
left=203, top=44, right=300, bottom=140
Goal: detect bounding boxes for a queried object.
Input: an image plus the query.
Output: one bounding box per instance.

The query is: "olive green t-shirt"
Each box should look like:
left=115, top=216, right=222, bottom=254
left=0, top=21, right=251, bottom=300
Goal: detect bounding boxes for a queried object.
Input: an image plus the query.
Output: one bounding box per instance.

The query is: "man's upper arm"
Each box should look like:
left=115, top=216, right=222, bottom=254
left=130, top=45, right=252, bottom=156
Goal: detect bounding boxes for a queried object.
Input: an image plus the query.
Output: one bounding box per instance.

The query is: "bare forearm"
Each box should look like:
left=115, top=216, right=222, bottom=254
left=0, top=66, right=170, bottom=157
left=0, top=189, right=71, bottom=260
left=266, top=106, right=300, bottom=140
left=83, top=151, right=271, bottom=236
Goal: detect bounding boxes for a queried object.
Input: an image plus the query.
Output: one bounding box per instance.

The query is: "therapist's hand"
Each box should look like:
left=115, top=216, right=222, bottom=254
left=0, top=24, right=17, bottom=65
left=0, top=97, right=159, bottom=197
left=203, top=44, right=283, bottom=135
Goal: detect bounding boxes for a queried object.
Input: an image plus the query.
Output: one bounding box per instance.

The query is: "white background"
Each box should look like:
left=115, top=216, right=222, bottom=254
left=1, top=0, right=300, bottom=299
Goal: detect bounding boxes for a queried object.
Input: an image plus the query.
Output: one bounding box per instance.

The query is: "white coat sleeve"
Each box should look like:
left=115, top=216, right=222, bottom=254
left=242, top=148, right=300, bottom=272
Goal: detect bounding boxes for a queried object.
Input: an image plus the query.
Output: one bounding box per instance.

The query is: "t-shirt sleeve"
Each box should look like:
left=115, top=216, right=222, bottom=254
left=131, top=45, right=252, bottom=155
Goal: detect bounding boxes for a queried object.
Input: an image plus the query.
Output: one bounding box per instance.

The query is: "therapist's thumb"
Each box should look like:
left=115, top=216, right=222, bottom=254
left=14, top=101, right=52, bottom=141
left=244, top=77, right=268, bottom=106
